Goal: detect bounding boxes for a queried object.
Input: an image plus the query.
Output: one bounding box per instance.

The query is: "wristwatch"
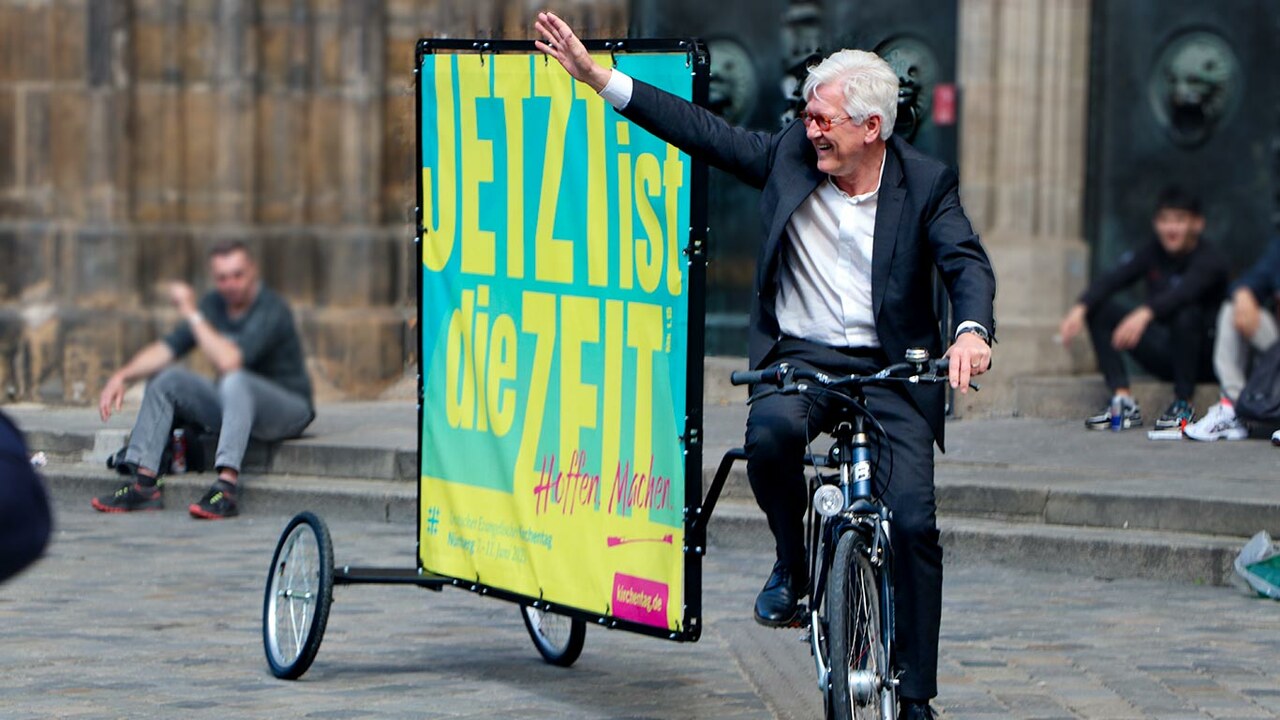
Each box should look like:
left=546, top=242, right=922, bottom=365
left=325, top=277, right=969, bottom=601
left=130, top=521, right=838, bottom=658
left=955, top=325, right=990, bottom=345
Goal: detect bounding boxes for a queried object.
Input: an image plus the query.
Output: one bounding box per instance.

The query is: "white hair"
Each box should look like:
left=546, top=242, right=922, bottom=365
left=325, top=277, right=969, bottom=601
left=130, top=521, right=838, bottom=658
left=802, top=49, right=899, bottom=140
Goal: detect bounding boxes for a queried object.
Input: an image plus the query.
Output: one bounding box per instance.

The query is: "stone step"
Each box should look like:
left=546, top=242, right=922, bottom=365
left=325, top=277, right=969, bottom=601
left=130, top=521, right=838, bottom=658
left=44, top=464, right=1250, bottom=588
left=700, top=457, right=1280, bottom=540
left=704, top=499, right=1245, bottom=587
left=1012, top=374, right=1221, bottom=421
left=42, top=463, right=417, bottom=525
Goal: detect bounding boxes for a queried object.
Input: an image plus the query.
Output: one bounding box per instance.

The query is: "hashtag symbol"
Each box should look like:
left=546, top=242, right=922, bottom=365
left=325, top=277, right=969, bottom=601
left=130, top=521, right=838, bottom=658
left=427, top=506, right=440, bottom=536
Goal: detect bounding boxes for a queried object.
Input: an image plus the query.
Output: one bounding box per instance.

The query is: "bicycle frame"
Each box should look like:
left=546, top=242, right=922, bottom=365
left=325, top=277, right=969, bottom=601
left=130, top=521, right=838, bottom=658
left=804, top=389, right=897, bottom=709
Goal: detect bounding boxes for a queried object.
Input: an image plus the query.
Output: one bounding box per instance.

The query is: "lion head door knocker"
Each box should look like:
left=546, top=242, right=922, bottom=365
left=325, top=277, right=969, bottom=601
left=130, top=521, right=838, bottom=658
left=876, top=36, right=938, bottom=144
left=1149, top=30, right=1241, bottom=148
left=706, top=38, right=759, bottom=125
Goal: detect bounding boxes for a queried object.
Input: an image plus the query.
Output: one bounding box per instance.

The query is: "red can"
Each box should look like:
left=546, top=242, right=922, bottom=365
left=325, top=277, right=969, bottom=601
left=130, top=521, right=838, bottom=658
left=170, top=429, right=188, bottom=474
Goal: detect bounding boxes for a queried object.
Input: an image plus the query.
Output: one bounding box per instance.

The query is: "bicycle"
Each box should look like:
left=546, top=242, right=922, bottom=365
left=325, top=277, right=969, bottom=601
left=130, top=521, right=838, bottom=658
left=725, top=349, right=965, bottom=720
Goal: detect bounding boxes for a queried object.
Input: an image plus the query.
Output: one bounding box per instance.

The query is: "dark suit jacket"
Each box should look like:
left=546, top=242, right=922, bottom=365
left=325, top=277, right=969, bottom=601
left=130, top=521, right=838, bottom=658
left=620, top=80, right=997, bottom=448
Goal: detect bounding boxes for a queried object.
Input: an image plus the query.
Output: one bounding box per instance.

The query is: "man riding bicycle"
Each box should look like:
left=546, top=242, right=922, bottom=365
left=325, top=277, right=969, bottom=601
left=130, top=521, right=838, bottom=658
left=536, top=14, right=996, bottom=719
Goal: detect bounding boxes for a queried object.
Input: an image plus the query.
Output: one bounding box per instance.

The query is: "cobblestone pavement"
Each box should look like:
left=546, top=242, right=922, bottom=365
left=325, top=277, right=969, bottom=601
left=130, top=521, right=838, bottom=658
left=3, top=501, right=1279, bottom=719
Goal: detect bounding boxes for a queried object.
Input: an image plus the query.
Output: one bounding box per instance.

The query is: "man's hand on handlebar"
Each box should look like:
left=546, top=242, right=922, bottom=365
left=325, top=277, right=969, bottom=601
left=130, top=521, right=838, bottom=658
left=943, top=332, right=991, bottom=394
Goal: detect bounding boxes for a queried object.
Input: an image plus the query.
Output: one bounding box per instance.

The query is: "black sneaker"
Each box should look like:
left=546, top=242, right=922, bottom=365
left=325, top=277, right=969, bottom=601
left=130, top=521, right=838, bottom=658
left=92, top=480, right=163, bottom=513
left=1154, top=399, right=1195, bottom=430
left=1084, top=397, right=1143, bottom=430
left=189, top=479, right=239, bottom=520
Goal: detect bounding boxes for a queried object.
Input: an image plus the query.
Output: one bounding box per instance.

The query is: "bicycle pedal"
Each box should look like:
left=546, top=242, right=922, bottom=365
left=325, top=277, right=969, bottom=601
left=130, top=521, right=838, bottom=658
left=787, top=604, right=810, bottom=629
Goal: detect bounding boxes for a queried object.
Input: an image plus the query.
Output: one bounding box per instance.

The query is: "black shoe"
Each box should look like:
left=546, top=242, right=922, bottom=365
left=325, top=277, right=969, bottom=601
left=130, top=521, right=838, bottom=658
left=1154, top=399, right=1195, bottom=430
left=92, top=479, right=163, bottom=513
left=898, top=699, right=936, bottom=720
left=753, top=561, right=806, bottom=627
left=189, top=479, right=239, bottom=520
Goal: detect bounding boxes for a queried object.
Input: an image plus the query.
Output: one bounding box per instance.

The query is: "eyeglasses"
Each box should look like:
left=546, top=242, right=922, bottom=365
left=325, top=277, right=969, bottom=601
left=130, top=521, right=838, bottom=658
left=799, top=111, right=852, bottom=132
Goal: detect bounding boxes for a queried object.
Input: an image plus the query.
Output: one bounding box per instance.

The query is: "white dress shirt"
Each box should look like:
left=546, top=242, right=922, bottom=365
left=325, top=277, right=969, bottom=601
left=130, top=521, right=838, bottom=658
left=776, top=170, right=884, bottom=347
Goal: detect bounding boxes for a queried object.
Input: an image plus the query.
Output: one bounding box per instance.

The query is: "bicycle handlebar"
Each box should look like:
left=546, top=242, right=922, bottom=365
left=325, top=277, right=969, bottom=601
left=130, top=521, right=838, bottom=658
left=731, top=356, right=978, bottom=391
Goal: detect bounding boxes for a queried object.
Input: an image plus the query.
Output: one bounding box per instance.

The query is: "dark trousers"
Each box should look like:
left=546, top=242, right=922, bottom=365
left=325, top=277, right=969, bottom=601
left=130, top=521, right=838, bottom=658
left=744, top=338, right=942, bottom=700
left=1086, top=300, right=1216, bottom=400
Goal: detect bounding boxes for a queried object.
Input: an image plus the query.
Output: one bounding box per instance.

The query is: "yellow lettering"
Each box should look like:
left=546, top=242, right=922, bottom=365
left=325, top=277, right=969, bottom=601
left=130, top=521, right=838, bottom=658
left=627, top=302, right=663, bottom=505
left=616, top=123, right=633, bottom=290
left=458, top=56, right=495, bottom=277
left=663, top=144, right=685, bottom=296
left=560, top=296, right=599, bottom=458
left=493, top=55, right=529, bottom=279
left=423, top=56, right=457, bottom=271
left=516, top=292, right=556, bottom=480
left=600, top=299, right=624, bottom=502
left=533, top=62, right=574, bottom=284
left=472, top=285, right=491, bottom=432
left=634, top=153, right=663, bottom=293
left=445, top=289, right=475, bottom=429
left=583, top=58, right=609, bottom=287
left=487, top=314, right=517, bottom=436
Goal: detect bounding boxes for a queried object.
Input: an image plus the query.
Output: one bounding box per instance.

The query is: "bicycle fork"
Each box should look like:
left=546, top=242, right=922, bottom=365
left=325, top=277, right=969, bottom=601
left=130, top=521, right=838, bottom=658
left=807, top=415, right=900, bottom=718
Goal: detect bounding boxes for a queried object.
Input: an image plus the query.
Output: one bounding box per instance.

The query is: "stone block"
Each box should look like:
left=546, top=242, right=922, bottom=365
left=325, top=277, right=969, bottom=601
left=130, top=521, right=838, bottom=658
left=0, top=6, right=18, bottom=83
left=258, top=24, right=290, bottom=87
left=254, top=93, right=307, bottom=224
left=129, top=88, right=178, bottom=223
left=300, top=308, right=409, bottom=398
left=60, top=310, right=122, bottom=404
left=135, top=228, right=198, bottom=300
left=49, top=88, right=88, bottom=218
left=51, top=1, right=87, bottom=81
left=130, top=17, right=172, bottom=83
left=383, top=36, right=417, bottom=84
left=259, top=231, right=320, bottom=305
left=18, top=3, right=52, bottom=82
left=314, top=24, right=343, bottom=87
left=180, top=10, right=215, bottom=83
left=0, top=89, right=15, bottom=191
left=22, top=88, right=51, bottom=200
left=65, top=229, right=138, bottom=308
left=1, top=226, right=59, bottom=303
left=21, top=309, right=62, bottom=403
left=181, top=89, right=216, bottom=223
left=305, top=95, right=342, bottom=225
left=380, top=92, right=415, bottom=225
left=317, top=232, right=398, bottom=308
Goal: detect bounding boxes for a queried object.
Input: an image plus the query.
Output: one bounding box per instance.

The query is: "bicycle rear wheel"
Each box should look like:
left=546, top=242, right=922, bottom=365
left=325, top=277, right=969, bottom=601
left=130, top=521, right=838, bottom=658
left=520, top=604, right=586, bottom=667
left=826, top=531, right=892, bottom=720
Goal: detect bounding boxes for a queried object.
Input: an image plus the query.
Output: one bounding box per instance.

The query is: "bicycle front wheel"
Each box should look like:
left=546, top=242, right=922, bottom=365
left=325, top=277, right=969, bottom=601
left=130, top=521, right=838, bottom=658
left=826, top=531, right=892, bottom=720
left=263, top=512, right=335, bottom=680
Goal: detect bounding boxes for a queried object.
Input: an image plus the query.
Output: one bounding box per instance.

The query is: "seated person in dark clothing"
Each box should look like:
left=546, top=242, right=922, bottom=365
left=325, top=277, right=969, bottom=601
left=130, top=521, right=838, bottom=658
left=0, top=410, right=52, bottom=583
left=1058, top=187, right=1227, bottom=430
left=1185, top=234, right=1280, bottom=441
left=92, top=240, right=315, bottom=519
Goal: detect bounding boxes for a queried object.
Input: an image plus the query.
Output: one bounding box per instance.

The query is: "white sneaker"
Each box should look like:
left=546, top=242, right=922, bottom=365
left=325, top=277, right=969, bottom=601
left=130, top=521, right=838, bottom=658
left=1184, top=402, right=1248, bottom=441
left=1272, top=429, right=1280, bottom=447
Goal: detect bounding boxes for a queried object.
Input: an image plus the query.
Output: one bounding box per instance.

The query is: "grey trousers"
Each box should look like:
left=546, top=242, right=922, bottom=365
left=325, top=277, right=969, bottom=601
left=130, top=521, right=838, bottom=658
left=1214, top=301, right=1279, bottom=401
left=124, top=367, right=314, bottom=475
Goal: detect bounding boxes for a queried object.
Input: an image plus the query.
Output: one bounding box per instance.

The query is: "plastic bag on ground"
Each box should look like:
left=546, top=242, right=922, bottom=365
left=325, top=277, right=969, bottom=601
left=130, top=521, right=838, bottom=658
left=1233, top=531, right=1280, bottom=600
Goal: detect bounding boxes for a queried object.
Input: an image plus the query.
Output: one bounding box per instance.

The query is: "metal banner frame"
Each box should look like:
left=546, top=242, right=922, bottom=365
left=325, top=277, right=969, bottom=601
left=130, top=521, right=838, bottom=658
left=413, top=37, right=710, bottom=642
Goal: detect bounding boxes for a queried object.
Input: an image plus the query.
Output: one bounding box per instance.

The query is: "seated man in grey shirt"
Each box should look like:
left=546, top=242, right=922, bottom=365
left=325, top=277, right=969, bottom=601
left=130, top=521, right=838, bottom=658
left=92, top=240, right=314, bottom=519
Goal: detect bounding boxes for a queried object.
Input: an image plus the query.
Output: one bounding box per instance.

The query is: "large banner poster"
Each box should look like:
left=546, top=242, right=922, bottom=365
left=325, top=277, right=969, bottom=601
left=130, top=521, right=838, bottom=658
left=416, top=45, right=702, bottom=636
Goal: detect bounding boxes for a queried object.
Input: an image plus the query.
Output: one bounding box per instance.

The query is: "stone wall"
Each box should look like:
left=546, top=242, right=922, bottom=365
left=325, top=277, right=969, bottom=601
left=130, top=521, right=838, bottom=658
left=0, top=0, right=626, bottom=404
